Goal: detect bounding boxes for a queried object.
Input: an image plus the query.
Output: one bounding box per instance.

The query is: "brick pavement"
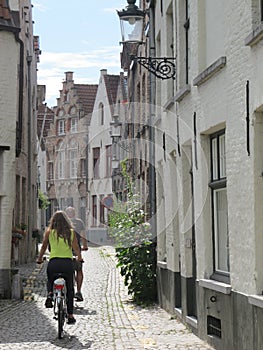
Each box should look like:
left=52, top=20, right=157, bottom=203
left=0, top=246, right=214, bottom=350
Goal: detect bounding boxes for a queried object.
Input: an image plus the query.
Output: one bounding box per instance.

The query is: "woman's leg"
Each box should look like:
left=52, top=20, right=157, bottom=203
left=47, top=260, right=57, bottom=294
left=54, top=259, right=74, bottom=315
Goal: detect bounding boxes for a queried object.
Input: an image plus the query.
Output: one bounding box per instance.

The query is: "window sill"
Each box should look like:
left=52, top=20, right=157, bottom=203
left=245, top=23, right=263, bottom=46
left=157, top=261, right=167, bottom=269
left=186, top=316, right=198, bottom=329
left=174, top=84, right=191, bottom=102
left=199, top=278, right=231, bottom=294
left=174, top=307, right=182, bottom=319
left=248, top=295, right=263, bottom=308
left=193, top=56, right=226, bottom=87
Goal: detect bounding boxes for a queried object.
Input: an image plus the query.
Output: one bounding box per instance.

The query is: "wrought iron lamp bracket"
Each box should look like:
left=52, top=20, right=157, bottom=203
left=131, top=56, right=176, bottom=80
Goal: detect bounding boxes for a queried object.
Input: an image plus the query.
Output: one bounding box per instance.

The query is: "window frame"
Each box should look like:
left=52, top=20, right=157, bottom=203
left=70, top=118, right=78, bottom=133
left=92, top=195, right=97, bottom=226
left=68, top=139, right=78, bottom=178
left=209, top=130, right=229, bottom=281
left=57, top=142, right=65, bottom=179
left=93, top=147, right=100, bottom=179
left=58, top=120, right=65, bottom=136
left=105, top=145, right=112, bottom=177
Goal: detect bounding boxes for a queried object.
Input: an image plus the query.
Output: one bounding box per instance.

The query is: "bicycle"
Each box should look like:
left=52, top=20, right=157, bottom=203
left=37, top=258, right=68, bottom=339
left=53, top=274, right=67, bottom=339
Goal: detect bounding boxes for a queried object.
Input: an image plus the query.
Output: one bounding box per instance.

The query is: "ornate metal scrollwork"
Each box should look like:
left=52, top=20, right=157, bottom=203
left=135, top=57, right=176, bottom=80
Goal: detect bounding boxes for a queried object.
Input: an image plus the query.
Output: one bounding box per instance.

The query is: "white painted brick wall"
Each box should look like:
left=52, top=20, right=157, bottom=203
left=0, top=32, right=18, bottom=270
left=156, top=0, right=263, bottom=294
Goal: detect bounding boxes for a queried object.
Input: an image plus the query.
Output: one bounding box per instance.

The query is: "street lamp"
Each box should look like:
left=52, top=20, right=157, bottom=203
left=118, top=0, right=145, bottom=43
left=110, top=114, right=122, bottom=141
left=117, top=0, right=176, bottom=80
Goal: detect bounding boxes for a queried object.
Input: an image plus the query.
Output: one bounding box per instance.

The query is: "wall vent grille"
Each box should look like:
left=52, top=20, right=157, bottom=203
left=207, top=316, right=222, bottom=338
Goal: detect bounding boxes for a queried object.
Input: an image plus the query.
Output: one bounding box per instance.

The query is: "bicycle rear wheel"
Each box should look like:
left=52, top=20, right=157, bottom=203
left=57, top=299, right=65, bottom=339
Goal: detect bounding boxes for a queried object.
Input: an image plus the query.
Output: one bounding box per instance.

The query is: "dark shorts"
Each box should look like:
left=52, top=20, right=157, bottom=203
left=73, top=259, right=82, bottom=271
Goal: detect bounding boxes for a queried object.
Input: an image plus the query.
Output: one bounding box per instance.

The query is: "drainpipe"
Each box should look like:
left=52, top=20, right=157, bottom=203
left=27, top=53, right=33, bottom=262
left=15, top=34, right=24, bottom=157
left=148, top=2, right=157, bottom=241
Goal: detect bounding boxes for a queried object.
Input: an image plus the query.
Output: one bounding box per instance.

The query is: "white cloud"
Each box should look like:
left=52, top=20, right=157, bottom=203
left=32, top=2, right=47, bottom=12
left=37, top=47, right=122, bottom=106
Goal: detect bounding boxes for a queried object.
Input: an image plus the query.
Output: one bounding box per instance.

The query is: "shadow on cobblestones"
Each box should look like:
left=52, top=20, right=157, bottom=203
left=0, top=300, right=93, bottom=349
left=74, top=305, right=97, bottom=316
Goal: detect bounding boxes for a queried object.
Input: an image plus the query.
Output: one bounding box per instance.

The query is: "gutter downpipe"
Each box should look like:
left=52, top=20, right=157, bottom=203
left=148, top=2, right=157, bottom=242
left=15, top=33, right=24, bottom=157
left=27, top=53, right=33, bottom=262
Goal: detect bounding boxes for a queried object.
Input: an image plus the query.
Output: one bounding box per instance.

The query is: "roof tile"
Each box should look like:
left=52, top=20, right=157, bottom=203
left=74, top=84, right=98, bottom=123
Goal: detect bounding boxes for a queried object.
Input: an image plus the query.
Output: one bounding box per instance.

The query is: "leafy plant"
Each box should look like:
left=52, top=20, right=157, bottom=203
left=38, top=189, right=50, bottom=209
left=109, top=160, right=157, bottom=304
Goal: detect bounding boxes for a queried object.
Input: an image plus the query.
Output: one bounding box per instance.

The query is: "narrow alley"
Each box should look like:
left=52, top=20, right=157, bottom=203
left=0, top=246, right=213, bottom=350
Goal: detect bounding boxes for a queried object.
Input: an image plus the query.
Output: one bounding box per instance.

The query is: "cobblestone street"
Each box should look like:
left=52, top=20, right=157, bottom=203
left=0, top=246, right=214, bottom=349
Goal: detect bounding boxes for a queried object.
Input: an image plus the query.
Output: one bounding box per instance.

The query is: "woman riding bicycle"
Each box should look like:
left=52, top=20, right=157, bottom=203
left=37, top=210, right=83, bottom=324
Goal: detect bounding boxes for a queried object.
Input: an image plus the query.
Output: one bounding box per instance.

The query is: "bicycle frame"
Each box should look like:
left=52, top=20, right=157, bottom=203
left=53, top=277, right=67, bottom=339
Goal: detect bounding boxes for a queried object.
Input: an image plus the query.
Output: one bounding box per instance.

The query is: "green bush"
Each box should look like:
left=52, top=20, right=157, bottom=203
left=109, top=160, right=157, bottom=304
left=116, top=243, right=157, bottom=304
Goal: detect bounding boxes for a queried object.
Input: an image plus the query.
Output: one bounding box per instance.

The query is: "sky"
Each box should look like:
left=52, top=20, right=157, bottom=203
left=32, top=0, right=125, bottom=107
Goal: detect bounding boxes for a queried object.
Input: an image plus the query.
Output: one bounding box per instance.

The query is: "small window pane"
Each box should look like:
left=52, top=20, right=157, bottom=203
left=212, top=138, right=218, bottom=180
left=219, top=134, right=226, bottom=178
left=214, top=188, right=229, bottom=273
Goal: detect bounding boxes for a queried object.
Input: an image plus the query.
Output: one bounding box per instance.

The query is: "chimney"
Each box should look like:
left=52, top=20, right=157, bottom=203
left=65, top=71, right=74, bottom=82
left=100, top=69, right=107, bottom=77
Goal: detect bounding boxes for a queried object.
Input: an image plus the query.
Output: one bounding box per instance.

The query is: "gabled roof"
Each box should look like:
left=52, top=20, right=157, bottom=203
left=74, top=84, right=98, bottom=118
left=104, top=74, right=120, bottom=113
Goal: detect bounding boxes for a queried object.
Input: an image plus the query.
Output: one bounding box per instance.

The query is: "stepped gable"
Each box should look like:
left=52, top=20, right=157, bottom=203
left=74, top=84, right=98, bottom=123
left=0, top=0, right=19, bottom=29
left=104, top=74, right=120, bottom=114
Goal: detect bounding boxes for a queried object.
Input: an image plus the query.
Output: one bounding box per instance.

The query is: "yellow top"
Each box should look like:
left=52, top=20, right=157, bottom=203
left=49, top=229, right=74, bottom=259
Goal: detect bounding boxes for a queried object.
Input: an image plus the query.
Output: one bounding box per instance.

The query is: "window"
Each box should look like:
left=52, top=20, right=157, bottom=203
left=197, top=0, right=225, bottom=74
left=80, top=197, right=86, bottom=224
left=178, top=0, right=190, bottom=88
left=58, top=120, right=65, bottom=135
left=106, top=145, right=112, bottom=177
left=92, top=195, right=97, bottom=226
left=210, top=131, right=229, bottom=276
left=80, top=158, right=86, bottom=177
left=99, top=103, right=104, bottom=125
left=48, top=162, right=53, bottom=180
left=57, top=141, right=65, bottom=179
left=93, top=147, right=100, bottom=179
left=100, top=195, right=105, bottom=225
left=70, top=118, right=78, bottom=133
left=68, top=139, right=78, bottom=178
